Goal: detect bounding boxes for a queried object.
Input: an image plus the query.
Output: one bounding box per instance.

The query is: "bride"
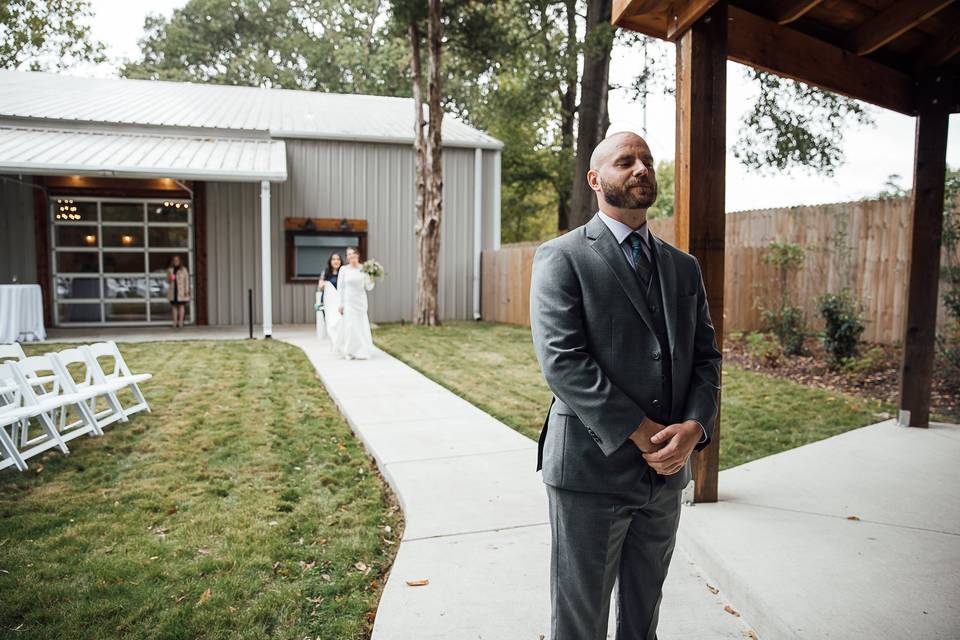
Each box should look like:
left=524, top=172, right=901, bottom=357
left=332, top=246, right=375, bottom=359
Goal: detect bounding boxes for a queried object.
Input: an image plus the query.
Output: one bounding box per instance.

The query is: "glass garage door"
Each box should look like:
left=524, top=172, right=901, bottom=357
left=50, top=196, right=195, bottom=326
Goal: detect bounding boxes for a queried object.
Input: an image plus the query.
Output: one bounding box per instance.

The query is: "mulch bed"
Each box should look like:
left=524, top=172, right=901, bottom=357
left=723, top=333, right=960, bottom=423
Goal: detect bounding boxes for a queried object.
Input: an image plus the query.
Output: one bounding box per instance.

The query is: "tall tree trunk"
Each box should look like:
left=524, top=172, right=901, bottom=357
left=568, top=0, right=613, bottom=230
left=557, top=0, right=578, bottom=231
left=414, top=0, right=443, bottom=326
left=410, top=21, right=427, bottom=268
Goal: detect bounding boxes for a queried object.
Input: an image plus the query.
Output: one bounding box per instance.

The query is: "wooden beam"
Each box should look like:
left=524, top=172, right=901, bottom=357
left=898, top=76, right=950, bottom=428
left=915, top=25, right=960, bottom=68
left=847, top=0, right=955, bottom=55
left=612, top=0, right=662, bottom=26
left=774, top=0, right=823, bottom=25
left=675, top=1, right=726, bottom=504
left=617, top=12, right=669, bottom=39
left=727, top=6, right=916, bottom=115
left=665, top=0, right=720, bottom=40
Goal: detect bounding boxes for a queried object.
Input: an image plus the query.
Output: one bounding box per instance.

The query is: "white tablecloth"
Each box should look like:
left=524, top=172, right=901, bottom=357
left=0, top=284, right=47, bottom=343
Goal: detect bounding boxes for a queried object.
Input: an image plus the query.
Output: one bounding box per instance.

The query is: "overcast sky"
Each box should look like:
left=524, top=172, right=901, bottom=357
left=76, top=0, right=960, bottom=212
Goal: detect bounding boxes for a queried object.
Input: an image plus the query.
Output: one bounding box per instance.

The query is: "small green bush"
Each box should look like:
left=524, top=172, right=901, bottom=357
left=841, top=345, right=885, bottom=374
left=818, top=291, right=865, bottom=367
left=761, top=305, right=806, bottom=356
left=746, top=331, right=783, bottom=364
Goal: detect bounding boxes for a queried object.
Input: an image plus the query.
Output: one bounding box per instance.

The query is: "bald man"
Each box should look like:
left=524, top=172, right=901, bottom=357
left=530, top=132, right=722, bottom=639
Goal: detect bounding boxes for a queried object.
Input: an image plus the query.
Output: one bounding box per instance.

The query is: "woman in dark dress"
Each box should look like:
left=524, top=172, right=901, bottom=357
left=318, top=253, right=342, bottom=290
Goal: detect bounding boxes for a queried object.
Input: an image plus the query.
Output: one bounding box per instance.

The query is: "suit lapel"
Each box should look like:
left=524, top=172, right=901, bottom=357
left=585, top=214, right=657, bottom=336
left=650, top=230, right=678, bottom=358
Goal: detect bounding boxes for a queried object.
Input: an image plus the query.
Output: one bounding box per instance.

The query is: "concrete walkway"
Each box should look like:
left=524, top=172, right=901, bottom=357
left=277, top=326, right=754, bottom=639
left=678, top=418, right=960, bottom=640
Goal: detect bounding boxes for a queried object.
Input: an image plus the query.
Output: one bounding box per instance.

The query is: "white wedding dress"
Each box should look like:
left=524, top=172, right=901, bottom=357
left=318, top=281, right=341, bottom=339
left=331, top=264, right=375, bottom=359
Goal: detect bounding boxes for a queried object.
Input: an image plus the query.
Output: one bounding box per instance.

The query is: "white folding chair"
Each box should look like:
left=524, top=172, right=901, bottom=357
left=0, top=343, right=27, bottom=363
left=51, top=347, right=129, bottom=432
left=15, top=354, right=104, bottom=443
left=0, top=362, right=70, bottom=472
left=0, top=343, right=28, bottom=406
left=84, top=342, right=152, bottom=418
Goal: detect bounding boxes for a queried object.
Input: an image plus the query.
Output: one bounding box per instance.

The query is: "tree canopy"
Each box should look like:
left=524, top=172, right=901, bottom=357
left=115, top=0, right=879, bottom=242
left=0, top=0, right=105, bottom=71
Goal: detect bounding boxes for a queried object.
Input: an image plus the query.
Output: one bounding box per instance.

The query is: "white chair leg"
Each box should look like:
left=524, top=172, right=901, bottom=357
left=75, top=400, right=104, bottom=437
left=37, top=412, right=70, bottom=454
left=133, top=382, right=150, bottom=413
left=0, top=427, right=28, bottom=471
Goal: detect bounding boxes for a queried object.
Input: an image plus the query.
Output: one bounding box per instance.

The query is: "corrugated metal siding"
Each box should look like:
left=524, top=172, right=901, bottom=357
left=206, top=139, right=494, bottom=324
left=0, top=176, right=37, bottom=283
left=204, top=181, right=263, bottom=325
left=481, top=150, right=501, bottom=250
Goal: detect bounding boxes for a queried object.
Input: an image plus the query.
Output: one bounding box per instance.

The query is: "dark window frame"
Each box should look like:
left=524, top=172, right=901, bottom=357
left=284, top=217, right=368, bottom=284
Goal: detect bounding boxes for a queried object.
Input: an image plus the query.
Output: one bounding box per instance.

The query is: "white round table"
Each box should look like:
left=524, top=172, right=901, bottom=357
left=0, top=284, right=47, bottom=343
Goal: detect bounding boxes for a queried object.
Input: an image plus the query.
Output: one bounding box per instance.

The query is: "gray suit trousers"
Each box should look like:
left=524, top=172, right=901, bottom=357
left=546, top=469, right=682, bottom=640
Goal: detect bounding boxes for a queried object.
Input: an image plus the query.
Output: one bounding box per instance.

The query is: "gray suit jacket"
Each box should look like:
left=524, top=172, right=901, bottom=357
left=530, top=213, right=722, bottom=493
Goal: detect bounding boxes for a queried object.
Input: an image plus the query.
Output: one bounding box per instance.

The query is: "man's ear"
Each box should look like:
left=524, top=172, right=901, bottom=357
left=586, top=169, right=601, bottom=194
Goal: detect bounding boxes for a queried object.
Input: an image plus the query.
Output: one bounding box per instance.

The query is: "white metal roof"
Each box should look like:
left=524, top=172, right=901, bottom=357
left=0, top=125, right=288, bottom=182
left=0, top=70, right=503, bottom=150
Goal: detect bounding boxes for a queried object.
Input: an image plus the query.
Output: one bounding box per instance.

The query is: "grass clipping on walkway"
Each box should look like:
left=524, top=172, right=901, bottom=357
left=374, top=321, right=893, bottom=470
left=0, top=340, right=401, bottom=640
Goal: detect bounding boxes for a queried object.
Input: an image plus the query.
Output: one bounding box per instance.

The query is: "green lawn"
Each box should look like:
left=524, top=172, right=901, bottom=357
left=374, top=321, right=894, bottom=470
left=1, top=340, right=400, bottom=640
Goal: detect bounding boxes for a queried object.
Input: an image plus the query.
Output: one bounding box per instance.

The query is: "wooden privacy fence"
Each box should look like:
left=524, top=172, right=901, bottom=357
left=480, top=197, right=951, bottom=345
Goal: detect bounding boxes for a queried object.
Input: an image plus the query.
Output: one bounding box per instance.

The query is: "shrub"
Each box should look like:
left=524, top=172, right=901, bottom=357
left=818, top=291, right=865, bottom=368
left=841, top=345, right=885, bottom=374
left=760, top=241, right=807, bottom=355
left=746, top=331, right=783, bottom=365
left=761, top=305, right=806, bottom=356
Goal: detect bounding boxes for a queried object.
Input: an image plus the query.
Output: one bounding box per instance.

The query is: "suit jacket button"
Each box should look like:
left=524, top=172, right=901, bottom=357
left=652, top=350, right=661, bottom=360
left=652, top=399, right=661, bottom=408
left=649, top=304, right=658, bottom=313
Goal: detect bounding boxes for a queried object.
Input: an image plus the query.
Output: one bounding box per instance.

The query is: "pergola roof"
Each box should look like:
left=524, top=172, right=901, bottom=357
left=613, top=0, right=960, bottom=115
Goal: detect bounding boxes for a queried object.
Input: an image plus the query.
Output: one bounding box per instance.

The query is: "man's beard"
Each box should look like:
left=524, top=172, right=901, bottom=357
left=598, top=175, right=658, bottom=209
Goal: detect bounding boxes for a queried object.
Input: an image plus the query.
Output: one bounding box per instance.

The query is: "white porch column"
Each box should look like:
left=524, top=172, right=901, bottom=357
left=260, top=180, right=273, bottom=338
left=473, top=148, right=483, bottom=320
left=492, top=150, right=501, bottom=250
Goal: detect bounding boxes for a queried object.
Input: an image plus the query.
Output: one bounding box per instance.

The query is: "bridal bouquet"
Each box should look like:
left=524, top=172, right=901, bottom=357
left=361, top=259, right=385, bottom=279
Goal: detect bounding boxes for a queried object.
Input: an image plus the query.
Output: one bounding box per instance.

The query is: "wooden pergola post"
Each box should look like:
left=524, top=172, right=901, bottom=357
left=898, top=75, right=950, bottom=428
left=674, top=1, right=727, bottom=503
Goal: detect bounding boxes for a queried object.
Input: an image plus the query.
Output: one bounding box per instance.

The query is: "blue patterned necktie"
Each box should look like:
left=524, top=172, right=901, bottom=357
left=627, top=231, right=653, bottom=288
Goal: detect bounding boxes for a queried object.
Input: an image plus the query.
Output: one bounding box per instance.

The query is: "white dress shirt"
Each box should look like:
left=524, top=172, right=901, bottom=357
left=596, top=210, right=708, bottom=445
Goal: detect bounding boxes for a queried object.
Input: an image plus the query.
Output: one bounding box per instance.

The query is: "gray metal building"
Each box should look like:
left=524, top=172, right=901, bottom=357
left=0, top=70, right=502, bottom=334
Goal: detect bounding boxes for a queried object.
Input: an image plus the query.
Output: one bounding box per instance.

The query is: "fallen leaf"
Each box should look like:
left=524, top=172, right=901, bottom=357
left=354, top=561, right=368, bottom=572
left=406, top=579, right=429, bottom=587
left=706, top=583, right=719, bottom=594
left=847, top=515, right=860, bottom=521
left=724, top=605, right=741, bottom=617
left=197, top=589, right=212, bottom=605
